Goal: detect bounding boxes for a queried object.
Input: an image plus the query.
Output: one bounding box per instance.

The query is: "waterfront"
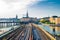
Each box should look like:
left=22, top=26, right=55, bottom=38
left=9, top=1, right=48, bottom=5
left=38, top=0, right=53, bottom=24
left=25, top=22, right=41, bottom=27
left=38, top=24, right=60, bottom=35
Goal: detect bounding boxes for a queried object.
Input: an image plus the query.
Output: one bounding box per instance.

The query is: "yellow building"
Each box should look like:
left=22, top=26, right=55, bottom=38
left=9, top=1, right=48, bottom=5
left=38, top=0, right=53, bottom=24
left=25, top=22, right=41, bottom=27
left=55, top=17, right=60, bottom=24
left=49, top=16, right=60, bottom=35
left=49, top=16, right=60, bottom=24
left=49, top=17, right=55, bottom=23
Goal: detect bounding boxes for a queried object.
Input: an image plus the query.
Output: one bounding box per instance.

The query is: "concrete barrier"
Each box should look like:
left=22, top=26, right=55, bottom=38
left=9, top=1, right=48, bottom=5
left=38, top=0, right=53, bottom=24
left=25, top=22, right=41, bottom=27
left=32, top=24, right=56, bottom=40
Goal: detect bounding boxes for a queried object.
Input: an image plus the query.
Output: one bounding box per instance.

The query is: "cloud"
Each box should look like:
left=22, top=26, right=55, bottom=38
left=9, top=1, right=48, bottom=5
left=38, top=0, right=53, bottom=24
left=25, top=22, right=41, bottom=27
left=0, top=0, right=44, bottom=18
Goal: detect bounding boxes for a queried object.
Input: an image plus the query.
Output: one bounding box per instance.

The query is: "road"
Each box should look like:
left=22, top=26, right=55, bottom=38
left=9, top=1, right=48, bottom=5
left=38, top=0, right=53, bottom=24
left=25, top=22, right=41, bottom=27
left=1, top=23, right=51, bottom=40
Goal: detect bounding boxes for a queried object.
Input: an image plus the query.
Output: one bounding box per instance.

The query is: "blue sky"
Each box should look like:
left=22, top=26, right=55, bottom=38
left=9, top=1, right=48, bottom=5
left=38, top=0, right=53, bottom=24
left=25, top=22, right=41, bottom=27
left=0, top=0, right=60, bottom=18
left=28, top=0, right=60, bottom=18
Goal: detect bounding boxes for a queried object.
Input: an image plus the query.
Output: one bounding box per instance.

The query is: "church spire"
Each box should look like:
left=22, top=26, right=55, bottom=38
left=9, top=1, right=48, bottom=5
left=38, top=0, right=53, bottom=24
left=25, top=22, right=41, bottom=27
left=26, top=10, right=29, bottom=18
left=16, top=14, right=18, bottom=19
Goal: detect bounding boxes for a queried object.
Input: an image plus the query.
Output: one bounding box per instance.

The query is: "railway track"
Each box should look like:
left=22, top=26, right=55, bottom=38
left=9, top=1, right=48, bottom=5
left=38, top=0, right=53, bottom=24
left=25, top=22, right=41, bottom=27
left=18, top=27, right=27, bottom=40
left=1, top=23, right=51, bottom=40
left=17, top=24, right=33, bottom=40
left=32, top=24, right=51, bottom=40
left=36, top=27, right=51, bottom=40
left=2, top=26, right=25, bottom=40
left=2, top=24, right=33, bottom=40
left=32, top=26, right=41, bottom=40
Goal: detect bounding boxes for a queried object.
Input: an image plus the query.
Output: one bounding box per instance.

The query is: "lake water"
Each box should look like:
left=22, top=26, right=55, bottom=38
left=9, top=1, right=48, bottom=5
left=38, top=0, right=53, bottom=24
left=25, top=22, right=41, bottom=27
left=38, top=24, right=55, bottom=35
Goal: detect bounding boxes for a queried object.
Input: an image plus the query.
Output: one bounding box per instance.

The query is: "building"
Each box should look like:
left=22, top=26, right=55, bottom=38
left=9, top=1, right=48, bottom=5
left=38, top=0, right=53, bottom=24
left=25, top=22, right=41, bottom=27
left=0, top=15, right=19, bottom=22
left=20, top=11, right=30, bottom=22
left=55, top=17, right=60, bottom=24
left=0, top=15, right=20, bottom=28
left=20, top=11, right=38, bottom=24
left=49, top=16, right=59, bottom=24
left=49, top=16, right=60, bottom=35
left=49, top=17, right=55, bottom=23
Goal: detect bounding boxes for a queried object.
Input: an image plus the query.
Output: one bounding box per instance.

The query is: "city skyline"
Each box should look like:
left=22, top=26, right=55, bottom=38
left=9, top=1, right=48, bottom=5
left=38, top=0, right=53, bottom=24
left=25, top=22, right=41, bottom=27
left=0, top=0, right=60, bottom=18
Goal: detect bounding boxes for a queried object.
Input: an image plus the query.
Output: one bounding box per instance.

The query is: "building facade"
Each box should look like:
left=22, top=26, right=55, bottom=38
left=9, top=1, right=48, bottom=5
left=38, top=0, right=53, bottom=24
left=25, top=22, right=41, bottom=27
left=0, top=15, right=20, bottom=28
left=49, top=17, right=55, bottom=23
left=49, top=16, right=60, bottom=35
left=55, top=17, right=60, bottom=24
left=49, top=16, right=60, bottom=24
left=20, top=11, right=38, bottom=24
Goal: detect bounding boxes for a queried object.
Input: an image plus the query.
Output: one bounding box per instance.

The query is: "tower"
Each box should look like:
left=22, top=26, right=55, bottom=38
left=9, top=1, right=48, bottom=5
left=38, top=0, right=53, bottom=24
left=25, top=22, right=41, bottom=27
left=16, top=15, right=18, bottom=19
left=26, top=11, right=29, bottom=18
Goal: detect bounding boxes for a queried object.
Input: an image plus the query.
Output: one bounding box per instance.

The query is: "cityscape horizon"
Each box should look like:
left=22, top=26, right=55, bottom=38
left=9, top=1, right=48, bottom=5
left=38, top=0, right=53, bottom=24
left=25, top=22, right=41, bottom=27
left=0, top=0, right=60, bottom=40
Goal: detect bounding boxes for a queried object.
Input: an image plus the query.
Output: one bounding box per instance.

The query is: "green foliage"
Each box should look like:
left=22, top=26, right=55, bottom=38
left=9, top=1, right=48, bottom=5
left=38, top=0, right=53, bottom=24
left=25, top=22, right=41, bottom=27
left=40, top=19, right=55, bottom=24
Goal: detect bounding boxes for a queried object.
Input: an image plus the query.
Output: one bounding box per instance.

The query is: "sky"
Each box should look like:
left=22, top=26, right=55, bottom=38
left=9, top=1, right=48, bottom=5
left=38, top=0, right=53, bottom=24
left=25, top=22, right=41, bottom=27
left=0, top=0, right=60, bottom=18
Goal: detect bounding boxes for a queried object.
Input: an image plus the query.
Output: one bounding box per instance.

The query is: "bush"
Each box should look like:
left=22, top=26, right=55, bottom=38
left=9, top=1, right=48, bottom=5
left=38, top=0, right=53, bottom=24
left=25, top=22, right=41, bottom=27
left=40, top=19, right=55, bottom=24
